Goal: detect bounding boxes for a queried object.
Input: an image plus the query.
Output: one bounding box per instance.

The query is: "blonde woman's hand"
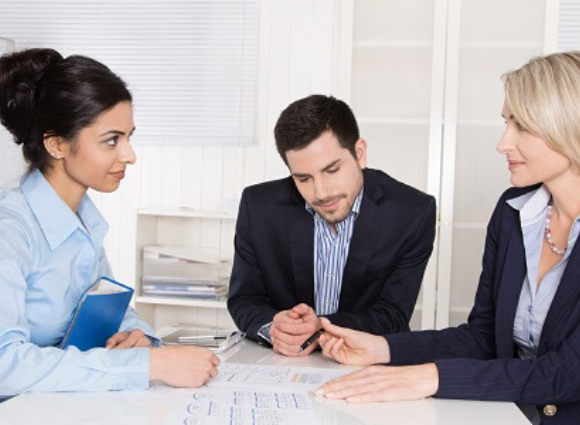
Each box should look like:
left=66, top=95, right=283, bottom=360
left=314, top=363, right=439, bottom=403
left=318, top=318, right=390, bottom=365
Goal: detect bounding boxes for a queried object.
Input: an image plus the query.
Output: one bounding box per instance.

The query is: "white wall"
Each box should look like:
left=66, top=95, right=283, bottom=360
left=0, top=1, right=350, bottom=329
left=0, top=38, right=26, bottom=189
left=84, top=0, right=350, bottom=328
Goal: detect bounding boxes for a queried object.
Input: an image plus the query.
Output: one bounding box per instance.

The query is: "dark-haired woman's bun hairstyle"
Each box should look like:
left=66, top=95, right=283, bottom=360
left=0, top=48, right=62, bottom=155
left=0, top=48, right=132, bottom=172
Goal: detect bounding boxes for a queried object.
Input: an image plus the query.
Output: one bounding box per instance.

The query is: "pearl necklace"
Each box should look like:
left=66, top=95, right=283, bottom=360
left=545, top=199, right=566, bottom=256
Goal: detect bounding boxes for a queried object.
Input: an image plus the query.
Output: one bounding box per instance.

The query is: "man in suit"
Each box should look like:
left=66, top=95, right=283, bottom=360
left=227, top=94, right=436, bottom=356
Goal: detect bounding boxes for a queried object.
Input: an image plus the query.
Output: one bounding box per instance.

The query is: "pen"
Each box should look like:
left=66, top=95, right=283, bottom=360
left=298, top=328, right=325, bottom=353
left=178, top=335, right=227, bottom=341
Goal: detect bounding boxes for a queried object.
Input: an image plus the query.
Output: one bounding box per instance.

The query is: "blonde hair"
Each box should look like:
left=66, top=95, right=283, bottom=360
left=503, top=51, right=580, bottom=169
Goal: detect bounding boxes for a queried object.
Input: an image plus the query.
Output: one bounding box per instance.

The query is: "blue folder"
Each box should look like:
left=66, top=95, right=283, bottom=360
left=60, top=277, right=134, bottom=351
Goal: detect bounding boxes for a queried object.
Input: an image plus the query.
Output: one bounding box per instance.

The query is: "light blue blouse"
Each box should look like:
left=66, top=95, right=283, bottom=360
left=509, top=185, right=580, bottom=359
left=0, top=169, right=153, bottom=395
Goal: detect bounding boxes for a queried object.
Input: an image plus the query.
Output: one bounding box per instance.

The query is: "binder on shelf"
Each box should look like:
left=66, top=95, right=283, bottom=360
left=142, top=246, right=231, bottom=300
left=141, top=281, right=228, bottom=299
left=60, top=277, right=133, bottom=351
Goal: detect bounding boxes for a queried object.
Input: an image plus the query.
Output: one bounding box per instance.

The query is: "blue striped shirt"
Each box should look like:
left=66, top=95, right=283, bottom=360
left=508, top=185, right=580, bottom=359
left=256, top=188, right=364, bottom=343
left=306, top=188, right=363, bottom=315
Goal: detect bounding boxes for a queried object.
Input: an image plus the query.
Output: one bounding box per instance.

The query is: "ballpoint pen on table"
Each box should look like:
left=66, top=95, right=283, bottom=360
left=298, top=328, right=325, bottom=353
left=178, top=335, right=228, bottom=341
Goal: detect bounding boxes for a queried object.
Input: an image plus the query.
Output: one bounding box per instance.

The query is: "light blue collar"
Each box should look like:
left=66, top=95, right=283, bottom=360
left=506, top=185, right=551, bottom=226
left=20, top=169, right=109, bottom=251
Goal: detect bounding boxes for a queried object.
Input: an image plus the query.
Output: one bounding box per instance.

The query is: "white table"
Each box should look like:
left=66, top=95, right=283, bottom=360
left=0, top=339, right=531, bottom=424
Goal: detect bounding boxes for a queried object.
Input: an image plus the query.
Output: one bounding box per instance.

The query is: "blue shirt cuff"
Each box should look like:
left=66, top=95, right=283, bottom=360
left=107, top=347, right=150, bottom=390
left=147, top=335, right=163, bottom=348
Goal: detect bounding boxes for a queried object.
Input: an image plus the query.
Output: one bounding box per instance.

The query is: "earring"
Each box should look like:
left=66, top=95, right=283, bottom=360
left=50, top=152, right=62, bottom=160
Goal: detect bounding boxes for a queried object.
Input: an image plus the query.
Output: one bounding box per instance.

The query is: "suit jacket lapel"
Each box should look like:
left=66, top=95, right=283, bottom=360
left=496, top=218, right=526, bottom=358
left=540, top=238, right=580, bottom=349
left=339, top=171, right=381, bottom=310
left=288, top=194, right=315, bottom=307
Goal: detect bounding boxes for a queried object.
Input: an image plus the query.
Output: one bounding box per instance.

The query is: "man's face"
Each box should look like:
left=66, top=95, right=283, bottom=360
left=286, top=131, right=367, bottom=226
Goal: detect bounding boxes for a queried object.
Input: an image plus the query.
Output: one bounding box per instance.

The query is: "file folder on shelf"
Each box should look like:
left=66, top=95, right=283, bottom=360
left=142, top=246, right=231, bottom=300
left=60, top=277, right=133, bottom=351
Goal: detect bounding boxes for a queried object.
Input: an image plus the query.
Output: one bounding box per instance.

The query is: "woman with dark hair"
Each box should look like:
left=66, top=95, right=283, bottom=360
left=0, top=48, right=219, bottom=395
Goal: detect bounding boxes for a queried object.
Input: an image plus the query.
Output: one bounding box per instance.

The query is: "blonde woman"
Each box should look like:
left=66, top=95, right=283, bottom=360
left=315, top=51, right=580, bottom=425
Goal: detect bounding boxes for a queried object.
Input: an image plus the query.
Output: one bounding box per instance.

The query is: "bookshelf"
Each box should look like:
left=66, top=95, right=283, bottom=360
left=134, top=208, right=236, bottom=329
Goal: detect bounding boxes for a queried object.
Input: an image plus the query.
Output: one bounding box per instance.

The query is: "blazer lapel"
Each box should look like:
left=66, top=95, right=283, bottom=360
left=288, top=202, right=315, bottom=307
left=339, top=171, right=381, bottom=310
left=539, top=238, right=580, bottom=349
left=495, top=220, right=526, bottom=358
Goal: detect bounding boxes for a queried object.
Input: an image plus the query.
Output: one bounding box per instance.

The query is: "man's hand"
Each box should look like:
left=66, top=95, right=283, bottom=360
left=314, top=363, right=439, bottom=403
left=318, top=318, right=390, bottom=365
left=106, top=329, right=152, bottom=349
left=271, top=303, right=320, bottom=356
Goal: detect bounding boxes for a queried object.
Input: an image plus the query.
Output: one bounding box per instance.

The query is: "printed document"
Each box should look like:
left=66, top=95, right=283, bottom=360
left=123, top=363, right=352, bottom=424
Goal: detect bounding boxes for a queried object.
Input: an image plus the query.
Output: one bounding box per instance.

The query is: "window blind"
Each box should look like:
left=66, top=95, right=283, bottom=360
left=0, top=0, right=260, bottom=146
left=560, top=0, right=580, bottom=50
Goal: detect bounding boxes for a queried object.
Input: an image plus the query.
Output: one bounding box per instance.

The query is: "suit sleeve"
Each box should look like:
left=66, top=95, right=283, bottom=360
left=386, top=192, right=507, bottom=365
left=227, top=190, right=279, bottom=340
left=384, top=192, right=580, bottom=405
left=326, top=196, right=437, bottom=334
left=433, top=340, right=580, bottom=404
left=431, top=199, right=580, bottom=405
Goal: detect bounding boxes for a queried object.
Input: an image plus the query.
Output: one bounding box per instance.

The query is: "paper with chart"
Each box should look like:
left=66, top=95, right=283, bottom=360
left=208, top=363, right=347, bottom=390
left=163, top=386, right=319, bottom=425
left=124, top=363, right=352, bottom=424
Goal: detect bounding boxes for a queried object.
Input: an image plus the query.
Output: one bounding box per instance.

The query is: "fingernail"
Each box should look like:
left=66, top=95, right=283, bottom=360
left=314, top=388, right=324, bottom=396
left=325, top=392, right=335, bottom=398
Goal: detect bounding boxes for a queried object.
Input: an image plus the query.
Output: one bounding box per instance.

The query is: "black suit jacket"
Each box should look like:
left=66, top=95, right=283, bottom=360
left=228, top=168, right=436, bottom=341
left=387, top=185, right=580, bottom=424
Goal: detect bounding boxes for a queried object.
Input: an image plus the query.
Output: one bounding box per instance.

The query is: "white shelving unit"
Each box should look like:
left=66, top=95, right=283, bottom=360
left=135, top=296, right=227, bottom=309
left=138, top=207, right=236, bottom=220
left=134, top=208, right=236, bottom=330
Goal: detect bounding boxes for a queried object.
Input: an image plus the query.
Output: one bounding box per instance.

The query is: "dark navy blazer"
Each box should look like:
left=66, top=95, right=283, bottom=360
left=227, top=169, right=436, bottom=341
left=388, top=184, right=580, bottom=424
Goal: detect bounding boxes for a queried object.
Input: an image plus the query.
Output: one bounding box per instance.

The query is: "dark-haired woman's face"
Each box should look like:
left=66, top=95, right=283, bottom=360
left=59, top=101, right=136, bottom=193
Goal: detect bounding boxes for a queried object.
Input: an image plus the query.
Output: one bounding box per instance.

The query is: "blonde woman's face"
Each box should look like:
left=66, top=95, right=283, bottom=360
left=496, top=101, right=572, bottom=187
